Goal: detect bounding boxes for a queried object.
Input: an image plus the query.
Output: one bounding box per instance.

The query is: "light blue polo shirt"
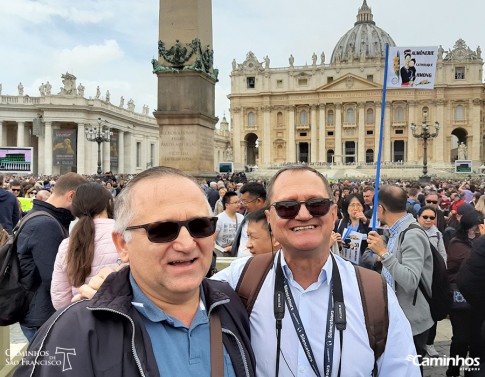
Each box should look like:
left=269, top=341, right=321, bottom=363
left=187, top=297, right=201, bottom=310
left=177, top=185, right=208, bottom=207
left=129, top=274, right=236, bottom=377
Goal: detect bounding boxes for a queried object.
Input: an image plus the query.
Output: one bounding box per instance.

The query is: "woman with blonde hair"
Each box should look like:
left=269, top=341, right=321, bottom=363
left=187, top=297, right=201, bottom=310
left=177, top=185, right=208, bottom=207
left=473, top=194, right=485, bottom=216
left=51, top=182, right=119, bottom=309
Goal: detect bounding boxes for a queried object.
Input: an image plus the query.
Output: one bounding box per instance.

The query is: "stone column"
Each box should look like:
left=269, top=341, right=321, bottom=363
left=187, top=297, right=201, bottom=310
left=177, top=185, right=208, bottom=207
left=124, top=132, right=134, bottom=173
left=103, top=139, right=111, bottom=172
left=374, top=103, right=381, bottom=162
left=118, top=131, right=125, bottom=173
left=358, top=103, right=365, bottom=163
left=0, top=121, right=3, bottom=147
left=232, top=107, right=242, bottom=168
left=155, top=0, right=217, bottom=175
left=407, top=101, right=416, bottom=163
left=470, top=98, right=482, bottom=162
left=17, top=122, right=25, bottom=147
left=335, top=104, right=342, bottom=163
left=434, top=100, right=445, bottom=164
left=77, top=123, right=85, bottom=174
left=310, top=105, right=317, bottom=163
left=262, top=105, right=271, bottom=167
left=287, top=106, right=295, bottom=162
left=44, top=122, right=53, bottom=175
left=384, top=102, right=391, bottom=162
left=318, top=104, right=326, bottom=162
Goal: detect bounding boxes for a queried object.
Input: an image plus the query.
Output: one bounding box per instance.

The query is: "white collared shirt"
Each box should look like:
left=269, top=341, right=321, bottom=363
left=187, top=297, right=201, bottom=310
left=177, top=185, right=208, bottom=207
left=213, top=251, right=420, bottom=377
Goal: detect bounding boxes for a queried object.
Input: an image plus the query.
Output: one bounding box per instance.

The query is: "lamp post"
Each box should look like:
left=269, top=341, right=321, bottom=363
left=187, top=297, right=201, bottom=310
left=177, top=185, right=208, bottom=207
left=85, top=118, right=113, bottom=176
left=410, top=111, right=440, bottom=183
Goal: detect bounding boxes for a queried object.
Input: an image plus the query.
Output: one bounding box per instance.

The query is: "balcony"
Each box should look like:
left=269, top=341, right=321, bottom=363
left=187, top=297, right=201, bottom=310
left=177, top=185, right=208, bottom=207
left=296, top=123, right=310, bottom=131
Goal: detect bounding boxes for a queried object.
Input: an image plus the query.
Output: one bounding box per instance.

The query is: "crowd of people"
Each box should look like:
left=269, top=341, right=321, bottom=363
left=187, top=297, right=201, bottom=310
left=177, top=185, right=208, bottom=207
left=0, top=167, right=484, bottom=376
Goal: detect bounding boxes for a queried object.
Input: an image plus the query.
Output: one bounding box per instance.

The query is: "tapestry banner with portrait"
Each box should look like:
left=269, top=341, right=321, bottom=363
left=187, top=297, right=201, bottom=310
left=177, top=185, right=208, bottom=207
left=53, top=129, right=77, bottom=167
left=110, top=131, right=119, bottom=170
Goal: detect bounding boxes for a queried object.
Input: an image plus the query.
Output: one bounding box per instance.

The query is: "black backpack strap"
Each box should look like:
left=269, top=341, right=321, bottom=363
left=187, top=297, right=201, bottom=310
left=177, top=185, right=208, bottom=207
left=235, top=253, right=274, bottom=315
left=18, top=211, right=68, bottom=238
left=355, top=266, right=389, bottom=376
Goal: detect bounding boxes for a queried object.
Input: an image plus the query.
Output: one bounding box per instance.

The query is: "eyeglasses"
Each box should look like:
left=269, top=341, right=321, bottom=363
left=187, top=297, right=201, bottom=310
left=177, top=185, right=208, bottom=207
left=11, top=188, right=21, bottom=192
left=30, top=192, right=37, bottom=195
left=271, top=198, right=333, bottom=219
left=421, top=215, right=436, bottom=220
left=125, top=217, right=218, bottom=243
left=426, top=200, right=438, bottom=204
left=241, top=197, right=260, bottom=205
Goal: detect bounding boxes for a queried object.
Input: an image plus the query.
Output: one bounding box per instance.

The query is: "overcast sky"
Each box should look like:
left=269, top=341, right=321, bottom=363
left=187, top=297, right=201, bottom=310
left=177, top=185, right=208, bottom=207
left=1, top=0, right=483, bottom=128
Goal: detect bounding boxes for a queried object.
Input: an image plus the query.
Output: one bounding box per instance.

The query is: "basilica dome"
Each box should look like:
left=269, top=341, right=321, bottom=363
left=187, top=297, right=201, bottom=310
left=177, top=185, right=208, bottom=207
left=330, top=0, right=395, bottom=64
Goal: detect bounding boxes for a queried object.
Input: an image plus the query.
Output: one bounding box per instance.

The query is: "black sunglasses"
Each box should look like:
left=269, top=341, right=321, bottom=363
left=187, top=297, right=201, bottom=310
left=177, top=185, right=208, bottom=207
left=426, top=200, right=438, bottom=204
left=125, top=217, right=218, bottom=243
left=271, top=198, right=333, bottom=219
left=11, top=188, right=21, bottom=192
left=421, top=215, right=436, bottom=220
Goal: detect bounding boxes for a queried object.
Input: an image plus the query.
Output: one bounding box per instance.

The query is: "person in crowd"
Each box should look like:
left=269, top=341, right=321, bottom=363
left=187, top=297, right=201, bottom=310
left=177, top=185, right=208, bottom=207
left=448, top=192, right=466, bottom=228
left=333, top=193, right=369, bottom=262
left=0, top=174, right=20, bottom=234
left=213, top=187, right=227, bottom=216
left=14, top=166, right=256, bottom=377
left=446, top=210, right=484, bottom=377
left=362, top=185, right=375, bottom=223
left=51, top=182, right=118, bottom=309
left=473, top=194, right=485, bottom=216
left=443, top=203, right=477, bottom=249
left=207, top=181, right=220, bottom=211
left=214, top=191, right=243, bottom=254
left=35, top=189, right=51, bottom=202
left=245, top=208, right=280, bottom=255
left=416, top=206, right=447, bottom=358
left=367, top=185, right=433, bottom=375
left=17, top=173, right=86, bottom=341
left=230, top=182, right=267, bottom=257
left=457, top=228, right=485, bottom=376
left=425, top=191, right=447, bottom=233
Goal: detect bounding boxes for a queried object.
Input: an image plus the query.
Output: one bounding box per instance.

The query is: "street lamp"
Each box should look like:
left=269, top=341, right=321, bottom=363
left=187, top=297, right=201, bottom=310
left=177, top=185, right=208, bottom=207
left=410, top=111, right=440, bottom=183
left=85, top=118, right=113, bottom=176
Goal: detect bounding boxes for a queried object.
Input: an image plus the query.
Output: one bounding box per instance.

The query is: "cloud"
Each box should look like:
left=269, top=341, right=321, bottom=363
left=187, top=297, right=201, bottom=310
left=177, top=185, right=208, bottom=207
left=53, top=40, right=124, bottom=75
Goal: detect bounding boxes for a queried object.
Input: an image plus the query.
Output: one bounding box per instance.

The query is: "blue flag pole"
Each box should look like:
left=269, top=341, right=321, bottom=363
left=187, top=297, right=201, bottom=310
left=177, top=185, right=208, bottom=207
left=371, top=43, right=390, bottom=231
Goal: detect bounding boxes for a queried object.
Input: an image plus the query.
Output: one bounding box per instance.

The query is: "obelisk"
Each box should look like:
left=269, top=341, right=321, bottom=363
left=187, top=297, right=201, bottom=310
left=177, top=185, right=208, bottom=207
left=154, top=0, right=218, bottom=175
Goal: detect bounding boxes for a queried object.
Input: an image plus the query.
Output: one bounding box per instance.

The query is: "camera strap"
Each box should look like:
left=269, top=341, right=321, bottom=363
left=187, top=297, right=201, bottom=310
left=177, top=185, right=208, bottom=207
left=275, top=253, right=346, bottom=377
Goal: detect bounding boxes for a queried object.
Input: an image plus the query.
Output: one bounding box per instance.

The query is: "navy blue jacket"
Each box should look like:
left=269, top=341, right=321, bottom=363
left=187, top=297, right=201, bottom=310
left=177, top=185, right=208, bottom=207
left=14, top=267, right=256, bottom=377
left=17, top=200, right=72, bottom=328
left=0, top=188, right=20, bottom=233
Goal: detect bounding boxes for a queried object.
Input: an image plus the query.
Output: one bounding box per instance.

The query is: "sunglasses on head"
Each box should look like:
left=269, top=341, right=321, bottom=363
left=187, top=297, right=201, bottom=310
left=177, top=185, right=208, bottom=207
left=426, top=200, right=438, bottom=204
left=421, top=215, right=436, bottom=220
left=271, top=198, right=333, bottom=219
left=125, top=217, right=218, bottom=243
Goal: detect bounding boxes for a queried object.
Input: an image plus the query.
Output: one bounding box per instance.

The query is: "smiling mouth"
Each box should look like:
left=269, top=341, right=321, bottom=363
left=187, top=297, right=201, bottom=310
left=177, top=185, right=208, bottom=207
left=292, top=225, right=316, bottom=232
left=168, top=258, right=197, bottom=266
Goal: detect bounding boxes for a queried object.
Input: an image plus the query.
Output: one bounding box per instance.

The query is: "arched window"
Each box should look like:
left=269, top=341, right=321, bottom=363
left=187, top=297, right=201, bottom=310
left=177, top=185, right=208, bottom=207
left=454, top=105, right=465, bottom=121
left=327, top=149, right=335, bottom=163
left=299, top=110, right=308, bottom=125
left=248, top=112, right=255, bottom=127
left=366, top=108, right=374, bottom=124
left=366, top=149, right=374, bottom=163
left=395, top=107, right=404, bottom=122
left=327, top=110, right=334, bottom=125
left=277, top=112, right=283, bottom=126
left=346, top=108, right=355, bottom=123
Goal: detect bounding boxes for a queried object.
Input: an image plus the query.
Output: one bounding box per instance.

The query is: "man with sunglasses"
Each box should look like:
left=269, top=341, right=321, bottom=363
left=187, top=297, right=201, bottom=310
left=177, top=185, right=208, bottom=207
left=14, top=167, right=255, bottom=377
left=216, top=166, right=420, bottom=376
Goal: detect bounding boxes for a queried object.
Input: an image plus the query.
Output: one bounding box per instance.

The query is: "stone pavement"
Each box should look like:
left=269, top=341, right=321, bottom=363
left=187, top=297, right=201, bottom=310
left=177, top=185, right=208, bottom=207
left=424, top=318, right=452, bottom=377
left=7, top=318, right=455, bottom=375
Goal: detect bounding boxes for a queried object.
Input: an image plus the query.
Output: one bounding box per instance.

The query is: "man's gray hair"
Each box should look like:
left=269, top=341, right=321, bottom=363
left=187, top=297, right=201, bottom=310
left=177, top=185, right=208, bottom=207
left=113, top=166, right=210, bottom=242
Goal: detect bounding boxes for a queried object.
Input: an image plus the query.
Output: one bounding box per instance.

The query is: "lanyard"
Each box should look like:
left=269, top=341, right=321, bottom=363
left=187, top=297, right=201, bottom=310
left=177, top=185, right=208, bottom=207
left=275, top=253, right=346, bottom=377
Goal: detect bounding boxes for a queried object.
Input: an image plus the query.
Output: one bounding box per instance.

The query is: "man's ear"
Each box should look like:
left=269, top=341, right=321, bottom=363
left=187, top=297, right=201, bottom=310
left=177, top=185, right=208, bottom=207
left=112, top=232, right=130, bottom=263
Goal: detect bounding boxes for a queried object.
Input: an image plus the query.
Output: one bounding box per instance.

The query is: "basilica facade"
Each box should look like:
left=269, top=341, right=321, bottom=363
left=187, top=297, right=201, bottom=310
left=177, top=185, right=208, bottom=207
left=229, top=1, right=484, bottom=171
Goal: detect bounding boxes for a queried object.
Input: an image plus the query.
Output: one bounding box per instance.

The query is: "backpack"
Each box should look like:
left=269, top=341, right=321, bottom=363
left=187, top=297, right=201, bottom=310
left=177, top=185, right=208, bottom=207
left=406, top=199, right=420, bottom=218
left=0, top=211, right=65, bottom=326
left=399, top=223, right=452, bottom=322
left=235, top=253, right=389, bottom=375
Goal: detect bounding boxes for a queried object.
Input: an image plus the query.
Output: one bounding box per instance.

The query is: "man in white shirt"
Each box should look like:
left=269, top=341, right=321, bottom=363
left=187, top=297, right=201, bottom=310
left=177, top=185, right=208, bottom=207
left=215, top=165, right=420, bottom=376
left=214, top=191, right=244, bottom=253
